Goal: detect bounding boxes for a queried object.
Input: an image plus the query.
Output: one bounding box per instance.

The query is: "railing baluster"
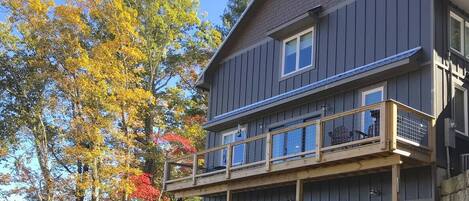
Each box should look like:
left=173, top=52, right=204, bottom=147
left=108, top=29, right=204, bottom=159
left=192, top=154, right=197, bottom=185
left=226, top=144, right=232, bottom=179
left=316, top=120, right=322, bottom=162
left=265, top=132, right=272, bottom=172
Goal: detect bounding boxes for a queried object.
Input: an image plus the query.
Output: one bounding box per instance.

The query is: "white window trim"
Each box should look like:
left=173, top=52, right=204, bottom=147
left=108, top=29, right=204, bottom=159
left=453, top=80, right=468, bottom=136
left=360, top=83, right=387, bottom=132
left=466, top=21, right=469, bottom=59
left=281, top=27, right=315, bottom=77
left=220, top=125, right=246, bottom=166
left=450, top=11, right=465, bottom=55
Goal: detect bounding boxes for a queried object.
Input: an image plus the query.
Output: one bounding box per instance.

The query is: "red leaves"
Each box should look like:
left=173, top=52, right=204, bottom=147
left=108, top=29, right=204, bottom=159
left=156, top=133, right=197, bottom=154
left=129, top=173, right=161, bottom=201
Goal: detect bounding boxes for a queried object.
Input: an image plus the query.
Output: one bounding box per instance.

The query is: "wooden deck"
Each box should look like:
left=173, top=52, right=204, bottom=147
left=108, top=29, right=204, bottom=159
left=163, top=100, right=435, bottom=199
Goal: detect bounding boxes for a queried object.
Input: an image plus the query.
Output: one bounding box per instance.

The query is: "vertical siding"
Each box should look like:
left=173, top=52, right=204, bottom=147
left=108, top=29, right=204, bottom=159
left=203, top=167, right=433, bottom=201
left=208, top=0, right=433, bottom=119
left=433, top=0, right=469, bottom=168
left=207, top=71, right=432, bottom=163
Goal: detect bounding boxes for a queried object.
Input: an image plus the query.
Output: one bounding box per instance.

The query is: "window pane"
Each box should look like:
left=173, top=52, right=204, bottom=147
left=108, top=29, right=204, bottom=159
left=365, top=91, right=383, bottom=105
left=305, top=125, right=316, bottom=151
left=364, top=90, right=383, bottom=136
left=284, top=39, right=297, bottom=74
left=272, top=133, right=285, bottom=158
left=450, top=16, right=462, bottom=52
left=286, top=129, right=302, bottom=155
left=299, top=32, right=313, bottom=68
left=221, top=134, right=233, bottom=166
left=232, top=131, right=246, bottom=165
left=455, top=88, right=466, bottom=134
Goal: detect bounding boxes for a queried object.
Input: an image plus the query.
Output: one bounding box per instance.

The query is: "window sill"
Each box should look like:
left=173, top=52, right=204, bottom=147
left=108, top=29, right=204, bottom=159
left=456, top=133, right=469, bottom=142
left=450, top=48, right=465, bottom=57
left=280, top=65, right=315, bottom=81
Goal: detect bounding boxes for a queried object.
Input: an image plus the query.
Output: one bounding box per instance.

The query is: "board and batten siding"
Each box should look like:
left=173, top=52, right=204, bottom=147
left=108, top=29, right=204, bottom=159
left=205, top=66, right=432, bottom=169
left=207, top=0, right=432, bottom=121
left=203, top=167, right=433, bottom=201
left=433, top=0, right=469, bottom=169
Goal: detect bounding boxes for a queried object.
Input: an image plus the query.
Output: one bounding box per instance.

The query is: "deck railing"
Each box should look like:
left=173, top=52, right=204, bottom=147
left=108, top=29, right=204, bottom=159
left=163, top=100, right=434, bottom=190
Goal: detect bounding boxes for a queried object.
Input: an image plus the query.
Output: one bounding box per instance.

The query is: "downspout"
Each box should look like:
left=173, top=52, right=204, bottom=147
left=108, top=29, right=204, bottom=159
left=447, top=50, right=453, bottom=179
left=446, top=5, right=453, bottom=178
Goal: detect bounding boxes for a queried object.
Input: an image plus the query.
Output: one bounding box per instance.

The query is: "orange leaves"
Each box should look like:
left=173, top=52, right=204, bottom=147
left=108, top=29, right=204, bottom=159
left=157, top=133, right=197, bottom=154
left=129, top=173, right=166, bottom=201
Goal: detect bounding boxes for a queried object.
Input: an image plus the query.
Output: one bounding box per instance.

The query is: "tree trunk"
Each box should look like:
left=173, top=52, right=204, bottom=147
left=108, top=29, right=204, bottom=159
left=91, top=158, right=100, bottom=201
left=33, top=117, right=54, bottom=201
left=75, top=161, right=85, bottom=201
left=143, top=110, right=156, bottom=174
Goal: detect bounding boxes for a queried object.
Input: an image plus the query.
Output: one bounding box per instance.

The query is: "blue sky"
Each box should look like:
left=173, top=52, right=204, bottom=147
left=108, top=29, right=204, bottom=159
left=200, top=0, right=229, bottom=26
left=0, top=0, right=228, bottom=26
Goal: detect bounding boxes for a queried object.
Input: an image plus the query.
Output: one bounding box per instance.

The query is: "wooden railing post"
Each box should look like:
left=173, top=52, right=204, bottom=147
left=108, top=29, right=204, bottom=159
left=163, top=161, right=169, bottom=191
left=386, top=101, right=398, bottom=151
left=265, top=132, right=272, bottom=172
left=380, top=102, right=387, bottom=150
left=316, top=120, right=322, bottom=162
left=226, top=144, right=232, bottom=179
left=192, top=154, right=197, bottom=185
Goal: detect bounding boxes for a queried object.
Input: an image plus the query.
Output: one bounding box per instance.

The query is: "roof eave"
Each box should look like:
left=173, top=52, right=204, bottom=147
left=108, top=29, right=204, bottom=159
left=196, top=0, right=260, bottom=91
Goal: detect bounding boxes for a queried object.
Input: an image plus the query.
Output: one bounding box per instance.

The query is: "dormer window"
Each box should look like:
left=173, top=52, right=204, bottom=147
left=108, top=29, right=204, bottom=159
left=282, top=27, right=315, bottom=77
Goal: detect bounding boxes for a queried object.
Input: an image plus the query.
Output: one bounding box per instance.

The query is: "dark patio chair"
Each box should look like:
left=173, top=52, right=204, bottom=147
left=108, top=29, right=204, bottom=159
left=328, top=125, right=352, bottom=146
left=367, top=110, right=380, bottom=136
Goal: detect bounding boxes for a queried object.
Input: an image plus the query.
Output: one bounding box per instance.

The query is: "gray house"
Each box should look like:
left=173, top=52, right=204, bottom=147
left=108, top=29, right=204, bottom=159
left=164, top=0, right=469, bottom=200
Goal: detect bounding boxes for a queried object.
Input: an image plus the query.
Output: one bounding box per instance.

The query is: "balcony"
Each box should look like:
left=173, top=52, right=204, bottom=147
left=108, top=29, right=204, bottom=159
left=163, top=100, right=435, bottom=198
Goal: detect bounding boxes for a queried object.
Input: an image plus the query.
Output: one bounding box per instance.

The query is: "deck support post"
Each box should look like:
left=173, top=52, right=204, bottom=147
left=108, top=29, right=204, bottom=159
left=226, top=144, right=232, bottom=179
left=392, top=164, right=400, bottom=201
left=192, top=154, right=197, bottom=185
left=296, top=179, right=304, bottom=201
left=265, top=132, right=271, bottom=171
left=226, top=190, right=232, bottom=201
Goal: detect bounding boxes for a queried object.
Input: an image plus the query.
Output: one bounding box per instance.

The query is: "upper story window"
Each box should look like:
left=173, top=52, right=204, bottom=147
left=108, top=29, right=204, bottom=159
left=453, top=82, right=468, bottom=136
left=282, top=27, right=315, bottom=77
left=221, top=126, right=246, bottom=166
left=450, top=12, right=464, bottom=54
left=450, top=11, right=469, bottom=58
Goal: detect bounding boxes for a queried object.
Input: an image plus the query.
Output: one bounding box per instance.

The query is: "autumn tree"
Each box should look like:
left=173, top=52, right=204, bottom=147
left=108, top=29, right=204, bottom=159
left=218, top=0, right=249, bottom=37
left=0, top=1, right=62, bottom=200
left=0, top=0, right=220, bottom=200
left=126, top=0, right=221, bottom=196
